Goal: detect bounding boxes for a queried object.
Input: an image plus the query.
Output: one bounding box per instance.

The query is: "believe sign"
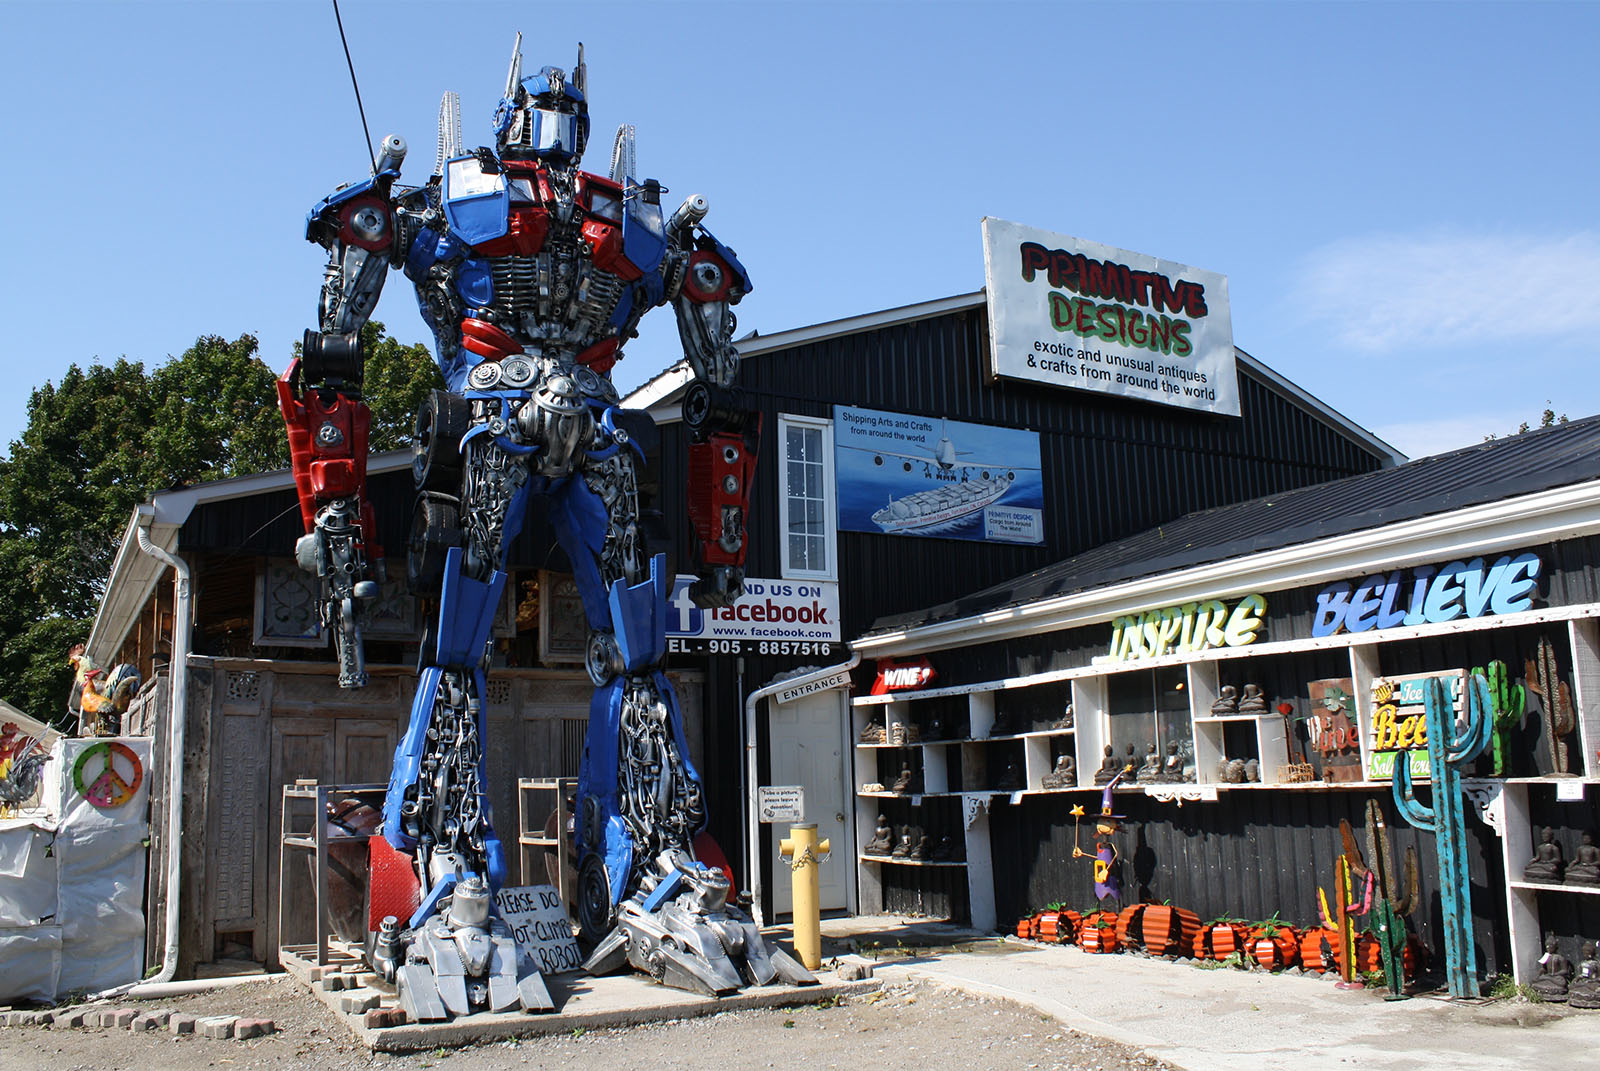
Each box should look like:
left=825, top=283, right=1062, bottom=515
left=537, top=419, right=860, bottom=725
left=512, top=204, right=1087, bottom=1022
left=982, top=218, right=1238, bottom=417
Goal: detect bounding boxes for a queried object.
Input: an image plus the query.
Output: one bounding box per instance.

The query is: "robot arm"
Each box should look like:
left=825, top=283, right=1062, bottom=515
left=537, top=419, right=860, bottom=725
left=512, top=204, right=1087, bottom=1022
left=277, top=136, right=408, bottom=688
left=668, top=200, right=759, bottom=608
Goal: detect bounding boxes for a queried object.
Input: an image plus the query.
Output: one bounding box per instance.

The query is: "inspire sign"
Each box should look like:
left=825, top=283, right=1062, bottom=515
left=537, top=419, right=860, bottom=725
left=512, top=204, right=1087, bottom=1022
left=1311, top=553, right=1541, bottom=638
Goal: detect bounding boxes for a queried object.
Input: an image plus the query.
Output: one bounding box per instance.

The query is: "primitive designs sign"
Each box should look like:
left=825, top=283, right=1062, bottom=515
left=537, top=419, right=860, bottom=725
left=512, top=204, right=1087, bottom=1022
left=982, top=218, right=1239, bottom=417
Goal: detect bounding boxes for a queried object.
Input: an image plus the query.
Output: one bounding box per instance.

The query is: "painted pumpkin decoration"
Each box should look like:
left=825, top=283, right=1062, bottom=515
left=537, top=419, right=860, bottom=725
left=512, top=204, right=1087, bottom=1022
left=1016, top=914, right=1039, bottom=940
left=1115, top=903, right=1149, bottom=949
left=1078, top=910, right=1121, bottom=953
left=1249, top=925, right=1300, bottom=970
left=1140, top=905, right=1201, bottom=957
left=1299, top=926, right=1340, bottom=973
left=1193, top=920, right=1251, bottom=960
left=1040, top=908, right=1081, bottom=944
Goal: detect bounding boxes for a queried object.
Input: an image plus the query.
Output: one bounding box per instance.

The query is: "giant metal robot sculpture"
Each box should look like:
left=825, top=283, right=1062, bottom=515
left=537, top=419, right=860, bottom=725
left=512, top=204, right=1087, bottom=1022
left=1391, top=672, right=1491, bottom=999
left=277, top=37, right=811, bottom=1018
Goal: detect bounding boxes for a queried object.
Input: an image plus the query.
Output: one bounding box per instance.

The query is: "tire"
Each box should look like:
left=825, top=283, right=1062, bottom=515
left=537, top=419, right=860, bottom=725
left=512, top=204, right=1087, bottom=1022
left=577, top=854, right=618, bottom=945
left=406, top=493, right=460, bottom=589
left=412, top=389, right=469, bottom=492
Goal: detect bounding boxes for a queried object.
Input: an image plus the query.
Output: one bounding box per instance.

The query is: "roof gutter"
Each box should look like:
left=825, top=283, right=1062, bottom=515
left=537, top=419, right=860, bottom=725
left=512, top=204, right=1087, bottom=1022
left=855, top=476, right=1600, bottom=657
left=96, top=505, right=193, bottom=996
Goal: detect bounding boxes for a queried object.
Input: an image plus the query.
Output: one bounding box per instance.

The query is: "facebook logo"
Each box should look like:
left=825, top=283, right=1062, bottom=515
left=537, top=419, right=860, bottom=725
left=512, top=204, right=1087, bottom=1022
left=668, top=577, right=703, bottom=635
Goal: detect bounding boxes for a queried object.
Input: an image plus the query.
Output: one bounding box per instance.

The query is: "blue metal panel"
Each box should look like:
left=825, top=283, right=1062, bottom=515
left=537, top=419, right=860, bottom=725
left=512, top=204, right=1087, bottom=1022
left=700, top=227, right=753, bottom=295
left=609, top=553, right=667, bottom=671
left=442, top=156, right=509, bottom=245
left=622, top=193, right=667, bottom=275
left=384, top=664, right=444, bottom=849
left=409, top=873, right=457, bottom=929
left=305, top=168, right=399, bottom=239
left=455, top=258, right=494, bottom=309
left=433, top=547, right=507, bottom=667
left=548, top=475, right=612, bottom=628
left=576, top=680, right=635, bottom=904
left=641, top=869, right=683, bottom=912
left=404, top=227, right=441, bottom=281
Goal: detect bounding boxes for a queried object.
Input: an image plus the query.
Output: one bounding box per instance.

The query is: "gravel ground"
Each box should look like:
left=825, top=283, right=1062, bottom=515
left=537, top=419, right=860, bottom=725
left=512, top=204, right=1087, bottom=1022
left=0, top=978, right=1178, bottom=1071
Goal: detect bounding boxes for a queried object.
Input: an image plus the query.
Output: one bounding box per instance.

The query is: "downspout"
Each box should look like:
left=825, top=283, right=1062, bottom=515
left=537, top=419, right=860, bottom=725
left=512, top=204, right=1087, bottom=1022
left=98, top=506, right=192, bottom=996
left=743, top=652, right=860, bottom=928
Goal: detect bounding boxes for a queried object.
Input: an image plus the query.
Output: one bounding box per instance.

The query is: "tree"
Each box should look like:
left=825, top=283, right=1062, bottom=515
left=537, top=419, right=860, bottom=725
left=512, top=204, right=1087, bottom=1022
left=0, top=326, right=440, bottom=724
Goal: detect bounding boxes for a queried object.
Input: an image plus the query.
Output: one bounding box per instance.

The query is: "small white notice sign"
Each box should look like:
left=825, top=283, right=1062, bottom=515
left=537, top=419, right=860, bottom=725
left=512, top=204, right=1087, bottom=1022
left=758, top=785, right=805, bottom=823
left=492, top=884, right=583, bottom=975
left=1556, top=780, right=1586, bottom=802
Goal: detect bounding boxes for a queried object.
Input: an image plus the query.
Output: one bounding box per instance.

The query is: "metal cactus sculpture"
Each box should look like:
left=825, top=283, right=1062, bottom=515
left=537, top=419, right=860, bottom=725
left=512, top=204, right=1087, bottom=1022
left=1342, top=799, right=1420, bottom=999
left=1471, top=659, right=1524, bottom=777
left=1392, top=671, right=1492, bottom=999
left=1528, top=638, right=1577, bottom=776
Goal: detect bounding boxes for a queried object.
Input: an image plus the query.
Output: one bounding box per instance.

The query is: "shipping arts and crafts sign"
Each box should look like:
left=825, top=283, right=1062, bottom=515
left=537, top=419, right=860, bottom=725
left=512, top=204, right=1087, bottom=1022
left=833, top=405, right=1044, bottom=544
left=1366, top=671, right=1465, bottom=780
left=1311, top=553, right=1541, bottom=638
left=1101, top=594, right=1266, bottom=664
left=982, top=218, right=1239, bottom=417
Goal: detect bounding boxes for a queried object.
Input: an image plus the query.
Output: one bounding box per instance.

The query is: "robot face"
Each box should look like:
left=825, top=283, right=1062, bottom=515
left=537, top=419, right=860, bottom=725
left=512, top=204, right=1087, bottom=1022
left=494, top=37, right=590, bottom=164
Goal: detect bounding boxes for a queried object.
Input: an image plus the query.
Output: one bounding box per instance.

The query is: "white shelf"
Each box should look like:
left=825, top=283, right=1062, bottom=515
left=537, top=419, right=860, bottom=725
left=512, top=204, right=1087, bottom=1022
left=859, top=855, right=965, bottom=867
left=1509, top=879, right=1600, bottom=896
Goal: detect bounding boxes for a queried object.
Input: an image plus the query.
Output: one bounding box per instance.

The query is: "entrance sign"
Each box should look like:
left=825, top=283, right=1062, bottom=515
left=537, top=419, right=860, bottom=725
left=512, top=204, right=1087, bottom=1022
left=757, top=785, right=805, bottom=823
left=983, top=218, right=1238, bottom=417
left=491, top=885, right=583, bottom=975
left=775, top=671, right=852, bottom=704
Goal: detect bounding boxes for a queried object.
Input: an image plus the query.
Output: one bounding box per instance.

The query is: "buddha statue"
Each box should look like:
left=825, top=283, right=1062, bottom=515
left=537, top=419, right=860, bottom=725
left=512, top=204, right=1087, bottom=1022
left=1051, top=703, right=1075, bottom=731
left=1041, top=753, right=1076, bottom=789
left=1238, top=683, right=1269, bottom=713
left=891, top=826, right=913, bottom=858
left=1529, top=933, right=1571, bottom=1002
left=864, top=814, right=894, bottom=855
left=891, top=762, right=915, bottom=794
left=1566, top=831, right=1600, bottom=886
left=1524, top=826, right=1565, bottom=883
left=995, top=760, right=1023, bottom=792
left=1136, top=744, right=1162, bottom=784
left=931, top=834, right=959, bottom=862
left=1569, top=940, right=1600, bottom=1009
left=910, top=834, right=931, bottom=860
left=1211, top=685, right=1239, bottom=714
left=1093, top=744, right=1120, bottom=786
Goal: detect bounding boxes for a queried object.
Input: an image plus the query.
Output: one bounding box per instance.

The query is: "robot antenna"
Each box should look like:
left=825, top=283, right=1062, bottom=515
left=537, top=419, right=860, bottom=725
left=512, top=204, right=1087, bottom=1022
left=330, top=0, right=378, bottom=175
left=504, top=31, right=524, bottom=100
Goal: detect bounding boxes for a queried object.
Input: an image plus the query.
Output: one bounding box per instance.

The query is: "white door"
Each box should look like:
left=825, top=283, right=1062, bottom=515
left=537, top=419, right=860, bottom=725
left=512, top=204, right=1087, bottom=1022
left=768, top=689, right=849, bottom=915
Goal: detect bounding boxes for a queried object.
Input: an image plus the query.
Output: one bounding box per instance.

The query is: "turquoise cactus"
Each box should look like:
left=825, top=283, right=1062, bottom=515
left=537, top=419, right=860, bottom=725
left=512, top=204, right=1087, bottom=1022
left=1471, top=659, right=1524, bottom=776
left=1392, top=671, right=1491, bottom=999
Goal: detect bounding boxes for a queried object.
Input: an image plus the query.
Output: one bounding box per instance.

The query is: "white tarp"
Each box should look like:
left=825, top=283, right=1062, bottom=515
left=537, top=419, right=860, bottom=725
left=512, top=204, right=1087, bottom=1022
left=0, top=736, right=149, bottom=1002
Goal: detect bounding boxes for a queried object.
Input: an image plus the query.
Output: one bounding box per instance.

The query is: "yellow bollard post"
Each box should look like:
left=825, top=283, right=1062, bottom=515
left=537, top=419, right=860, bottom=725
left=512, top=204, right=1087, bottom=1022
left=778, top=822, right=830, bottom=970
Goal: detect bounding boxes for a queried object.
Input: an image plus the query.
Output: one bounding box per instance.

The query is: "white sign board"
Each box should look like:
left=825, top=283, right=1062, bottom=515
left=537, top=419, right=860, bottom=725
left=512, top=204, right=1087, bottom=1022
left=982, top=217, right=1238, bottom=417
left=757, top=785, right=805, bottom=823
left=491, top=885, right=583, bottom=975
left=666, top=575, right=841, bottom=654
left=775, top=671, right=852, bottom=704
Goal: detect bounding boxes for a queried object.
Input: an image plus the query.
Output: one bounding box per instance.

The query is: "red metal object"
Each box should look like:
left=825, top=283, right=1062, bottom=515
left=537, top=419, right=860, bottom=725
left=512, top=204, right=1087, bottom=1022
left=276, top=360, right=377, bottom=556
left=460, top=317, right=523, bottom=361
left=686, top=426, right=759, bottom=569
left=692, top=830, right=738, bottom=900
left=575, top=338, right=619, bottom=375
left=474, top=204, right=550, bottom=258
left=336, top=195, right=393, bottom=252
left=1140, top=905, right=1200, bottom=957
left=1249, top=925, right=1301, bottom=970
left=367, top=836, right=421, bottom=932
left=683, top=249, right=735, bottom=303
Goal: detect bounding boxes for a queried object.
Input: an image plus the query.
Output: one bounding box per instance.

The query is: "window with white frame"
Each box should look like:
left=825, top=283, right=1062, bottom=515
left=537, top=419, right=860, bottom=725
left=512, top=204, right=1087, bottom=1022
left=778, top=414, right=837, bottom=580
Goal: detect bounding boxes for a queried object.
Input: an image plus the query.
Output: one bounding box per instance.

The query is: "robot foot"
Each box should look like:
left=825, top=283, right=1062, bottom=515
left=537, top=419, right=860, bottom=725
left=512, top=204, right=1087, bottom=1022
left=392, top=909, right=556, bottom=1018
left=583, top=854, right=817, bottom=996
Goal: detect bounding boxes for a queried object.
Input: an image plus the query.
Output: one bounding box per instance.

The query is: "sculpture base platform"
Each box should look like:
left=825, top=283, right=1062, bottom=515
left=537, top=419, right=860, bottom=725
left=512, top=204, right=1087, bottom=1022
left=278, top=940, right=879, bottom=1052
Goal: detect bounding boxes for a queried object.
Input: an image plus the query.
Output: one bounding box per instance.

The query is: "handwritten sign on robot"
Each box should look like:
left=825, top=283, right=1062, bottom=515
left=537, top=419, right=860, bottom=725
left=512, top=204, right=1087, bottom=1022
left=492, top=884, right=584, bottom=975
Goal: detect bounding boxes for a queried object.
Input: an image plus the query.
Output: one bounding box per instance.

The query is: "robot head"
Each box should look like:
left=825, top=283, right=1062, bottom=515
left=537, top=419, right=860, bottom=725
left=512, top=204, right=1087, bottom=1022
left=493, top=34, right=589, bottom=165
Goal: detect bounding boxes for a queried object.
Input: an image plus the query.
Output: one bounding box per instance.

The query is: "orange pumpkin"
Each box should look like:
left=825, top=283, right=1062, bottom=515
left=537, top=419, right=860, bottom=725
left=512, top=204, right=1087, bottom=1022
left=1140, top=905, right=1201, bottom=957
left=1249, top=925, right=1300, bottom=970
left=1040, top=909, right=1081, bottom=944
left=1115, top=903, right=1148, bottom=949
left=1193, top=921, right=1250, bottom=960
left=1299, top=926, right=1340, bottom=973
left=1080, top=920, right=1120, bottom=954
left=1015, top=914, right=1039, bottom=940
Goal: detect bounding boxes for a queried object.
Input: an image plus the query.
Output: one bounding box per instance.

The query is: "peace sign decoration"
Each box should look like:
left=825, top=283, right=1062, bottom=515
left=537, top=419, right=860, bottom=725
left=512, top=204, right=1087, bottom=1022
left=72, top=741, right=144, bottom=808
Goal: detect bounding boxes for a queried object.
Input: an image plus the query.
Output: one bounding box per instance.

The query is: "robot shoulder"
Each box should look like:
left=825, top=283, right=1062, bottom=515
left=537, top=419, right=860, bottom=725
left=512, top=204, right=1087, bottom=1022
left=305, top=175, right=399, bottom=250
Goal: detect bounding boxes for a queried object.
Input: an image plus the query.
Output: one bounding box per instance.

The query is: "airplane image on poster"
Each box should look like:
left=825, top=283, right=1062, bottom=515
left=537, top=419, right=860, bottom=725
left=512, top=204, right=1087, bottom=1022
left=833, top=406, right=1045, bottom=545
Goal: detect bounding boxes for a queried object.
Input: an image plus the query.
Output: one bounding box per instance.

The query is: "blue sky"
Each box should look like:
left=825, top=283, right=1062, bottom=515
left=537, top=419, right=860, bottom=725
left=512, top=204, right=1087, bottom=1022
left=3, top=0, right=1595, bottom=460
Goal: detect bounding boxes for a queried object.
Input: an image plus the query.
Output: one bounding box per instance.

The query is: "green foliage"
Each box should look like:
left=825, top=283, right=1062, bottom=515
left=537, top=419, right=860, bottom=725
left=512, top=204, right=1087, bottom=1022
left=0, top=325, right=438, bottom=722
left=1485, top=403, right=1569, bottom=441
left=358, top=322, right=444, bottom=451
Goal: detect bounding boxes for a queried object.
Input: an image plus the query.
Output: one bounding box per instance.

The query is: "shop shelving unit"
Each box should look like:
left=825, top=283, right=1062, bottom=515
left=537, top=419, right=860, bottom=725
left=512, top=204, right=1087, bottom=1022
left=852, top=613, right=1600, bottom=967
